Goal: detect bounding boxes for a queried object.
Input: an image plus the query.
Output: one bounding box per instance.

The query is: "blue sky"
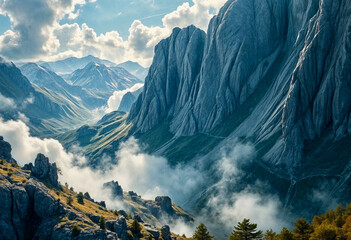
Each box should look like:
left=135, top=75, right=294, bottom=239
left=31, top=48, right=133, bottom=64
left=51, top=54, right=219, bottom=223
left=0, top=0, right=226, bottom=65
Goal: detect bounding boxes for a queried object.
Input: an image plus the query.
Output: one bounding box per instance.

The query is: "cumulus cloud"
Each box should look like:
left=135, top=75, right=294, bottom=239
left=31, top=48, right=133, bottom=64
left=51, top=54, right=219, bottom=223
left=0, top=0, right=227, bottom=66
left=0, top=93, right=16, bottom=111
left=106, top=83, right=144, bottom=113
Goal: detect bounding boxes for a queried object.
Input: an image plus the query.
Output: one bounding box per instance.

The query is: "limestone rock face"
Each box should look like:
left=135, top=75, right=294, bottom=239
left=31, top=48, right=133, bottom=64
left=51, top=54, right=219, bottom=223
left=113, top=216, right=128, bottom=240
left=129, top=0, right=351, bottom=170
left=31, top=153, right=60, bottom=189
left=129, top=25, right=206, bottom=133
left=161, top=225, right=171, bottom=240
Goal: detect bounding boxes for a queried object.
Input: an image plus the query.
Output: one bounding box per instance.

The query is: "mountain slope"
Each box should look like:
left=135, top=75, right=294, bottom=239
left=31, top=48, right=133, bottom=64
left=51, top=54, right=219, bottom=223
left=20, top=63, right=107, bottom=109
left=0, top=58, right=93, bottom=136
left=68, top=62, right=143, bottom=96
left=117, top=61, right=149, bottom=81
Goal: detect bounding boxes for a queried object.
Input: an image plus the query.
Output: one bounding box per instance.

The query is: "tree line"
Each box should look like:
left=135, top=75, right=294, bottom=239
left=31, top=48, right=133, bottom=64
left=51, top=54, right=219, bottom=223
left=193, top=203, right=351, bottom=240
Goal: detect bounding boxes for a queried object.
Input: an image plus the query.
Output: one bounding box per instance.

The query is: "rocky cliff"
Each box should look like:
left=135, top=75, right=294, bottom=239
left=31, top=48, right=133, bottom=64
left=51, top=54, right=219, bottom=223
left=129, top=0, right=351, bottom=169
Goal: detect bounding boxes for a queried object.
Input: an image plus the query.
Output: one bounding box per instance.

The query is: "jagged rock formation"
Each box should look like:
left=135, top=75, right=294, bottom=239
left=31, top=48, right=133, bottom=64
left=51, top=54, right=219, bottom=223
left=23, top=153, right=60, bottom=189
left=155, top=196, right=175, bottom=215
left=118, top=87, right=143, bottom=113
left=103, top=181, right=123, bottom=199
left=0, top=136, right=15, bottom=163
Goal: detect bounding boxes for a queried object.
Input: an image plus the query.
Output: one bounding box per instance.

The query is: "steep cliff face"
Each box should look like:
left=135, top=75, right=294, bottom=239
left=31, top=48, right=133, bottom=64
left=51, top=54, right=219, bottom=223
left=129, top=25, right=206, bottom=133
left=129, top=0, right=351, bottom=169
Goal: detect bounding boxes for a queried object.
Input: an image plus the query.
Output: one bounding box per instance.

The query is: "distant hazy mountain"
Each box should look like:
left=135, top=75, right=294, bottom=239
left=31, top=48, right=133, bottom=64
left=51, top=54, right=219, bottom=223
left=39, top=55, right=116, bottom=75
left=68, top=62, right=143, bottom=95
left=0, top=57, right=92, bottom=136
left=117, top=61, right=148, bottom=80
left=20, top=63, right=106, bottom=109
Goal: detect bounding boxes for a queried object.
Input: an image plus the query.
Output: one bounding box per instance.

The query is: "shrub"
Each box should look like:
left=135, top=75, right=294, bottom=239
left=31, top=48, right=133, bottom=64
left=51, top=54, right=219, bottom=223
left=7, top=172, right=12, bottom=177
left=0, top=160, right=4, bottom=165
left=77, top=192, right=84, bottom=205
left=71, top=224, right=81, bottom=237
left=99, top=216, right=106, bottom=230
left=130, top=219, right=142, bottom=235
left=11, top=163, right=16, bottom=167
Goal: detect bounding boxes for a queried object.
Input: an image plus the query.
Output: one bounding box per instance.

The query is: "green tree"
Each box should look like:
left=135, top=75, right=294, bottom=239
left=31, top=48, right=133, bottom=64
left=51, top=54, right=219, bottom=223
left=77, top=192, right=84, bottom=205
left=99, top=216, right=106, bottom=230
left=193, top=223, right=214, bottom=240
left=229, top=219, right=263, bottom=240
left=130, top=219, right=141, bottom=235
left=277, top=228, right=293, bottom=240
left=310, top=223, right=337, bottom=240
left=293, top=218, right=313, bottom=240
left=264, top=229, right=277, bottom=240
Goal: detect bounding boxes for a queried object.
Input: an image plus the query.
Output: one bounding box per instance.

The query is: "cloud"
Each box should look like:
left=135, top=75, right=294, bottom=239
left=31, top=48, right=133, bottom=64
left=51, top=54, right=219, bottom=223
left=106, top=83, right=144, bottom=113
left=0, top=0, right=227, bottom=66
left=0, top=93, right=16, bottom=111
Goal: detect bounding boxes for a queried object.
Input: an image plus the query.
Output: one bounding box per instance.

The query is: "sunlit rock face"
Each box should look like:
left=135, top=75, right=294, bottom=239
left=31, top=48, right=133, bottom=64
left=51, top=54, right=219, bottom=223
left=129, top=0, right=351, bottom=169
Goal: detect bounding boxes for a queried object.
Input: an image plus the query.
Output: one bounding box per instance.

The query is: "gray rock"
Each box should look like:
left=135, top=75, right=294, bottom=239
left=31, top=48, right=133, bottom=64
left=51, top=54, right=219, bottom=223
left=113, top=216, right=128, bottom=240
left=155, top=196, right=174, bottom=215
left=145, top=226, right=160, bottom=240
left=31, top=153, right=60, bottom=189
left=87, top=214, right=101, bottom=224
left=161, top=225, right=172, bottom=240
left=103, top=180, right=123, bottom=199
left=25, top=178, right=63, bottom=219
left=11, top=186, right=30, bottom=239
left=0, top=136, right=15, bottom=163
left=133, top=214, right=144, bottom=223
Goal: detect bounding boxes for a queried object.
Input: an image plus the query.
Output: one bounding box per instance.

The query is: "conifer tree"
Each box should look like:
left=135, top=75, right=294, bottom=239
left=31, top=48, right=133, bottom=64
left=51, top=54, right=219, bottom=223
left=193, top=223, right=214, bottom=240
left=264, top=229, right=277, bottom=240
left=99, top=216, right=106, bottom=230
left=229, top=219, right=263, bottom=240
left=293, top=218, right=313, bottom=240
left=77, top=192, right=84, bottom=205
left=277, top=228, right=293, bottom=240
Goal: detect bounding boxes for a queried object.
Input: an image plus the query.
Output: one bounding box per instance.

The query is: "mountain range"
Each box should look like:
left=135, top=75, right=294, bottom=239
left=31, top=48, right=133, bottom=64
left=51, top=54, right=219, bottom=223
left=57, top=0, right=351, bottom=225
left=0, top=0, right=350, bottom=238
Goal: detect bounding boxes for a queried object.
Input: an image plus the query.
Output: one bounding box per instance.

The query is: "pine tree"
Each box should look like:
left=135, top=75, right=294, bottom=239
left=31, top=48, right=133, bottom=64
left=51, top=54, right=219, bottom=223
left=99, top=216, right=106, bottom=230
left=77, top=192, right=84, bottom=205
left=193, top=223, right=214, bottom=240
left=67, top=195, right=73, bottom=206
left=293, top=218, right=313, bottom=240
left=277, top=228, right=293, bottom=240
left=264, top=229, right=277, bottom=240
left=229, top=219, right=263, bottom=240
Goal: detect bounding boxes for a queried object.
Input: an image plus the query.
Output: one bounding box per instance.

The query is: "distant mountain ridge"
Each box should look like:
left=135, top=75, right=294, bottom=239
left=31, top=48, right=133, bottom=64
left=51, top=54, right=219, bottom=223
left=117, top=61, right=149, bottom=81
left=39, top=55, right=115, bottom=74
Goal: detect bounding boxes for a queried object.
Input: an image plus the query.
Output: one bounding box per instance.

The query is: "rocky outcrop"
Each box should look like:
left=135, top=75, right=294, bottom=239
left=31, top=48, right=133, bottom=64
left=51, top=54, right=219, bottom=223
left=0, top=136, right=15, bottom=163
left=155, top=196, right=174, bottom=215
left=113, top=216, right=128, bottom=240
left=161, top=225, right=172, bottom=240
left=30, top=153, right=60, bottom=189
left=103, top=180, right=123, bottom=199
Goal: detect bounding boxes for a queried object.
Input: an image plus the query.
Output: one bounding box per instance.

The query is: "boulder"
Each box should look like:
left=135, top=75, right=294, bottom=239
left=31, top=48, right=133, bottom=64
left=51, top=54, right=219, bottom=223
left=113, top=216, right=128, bottom=240
left=161, top=225, right=172, bottom=240
left=145, top=226, right=160, bottom=240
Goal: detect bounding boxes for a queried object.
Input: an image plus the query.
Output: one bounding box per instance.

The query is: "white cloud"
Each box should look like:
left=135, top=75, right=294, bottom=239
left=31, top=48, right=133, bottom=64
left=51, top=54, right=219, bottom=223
left=0, top=0, right=227, bottom=66
left=106, top=83, right=144, bottom=113
left=0, top=93, right=16, bottom=111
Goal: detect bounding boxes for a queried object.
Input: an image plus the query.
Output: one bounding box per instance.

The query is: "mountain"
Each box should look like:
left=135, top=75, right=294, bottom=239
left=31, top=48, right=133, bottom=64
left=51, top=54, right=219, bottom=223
left=117, top=61, right=149, bottom=81
left=60, top=0, right=351, bottom=225
left=20, top=63, right=107, bottom=109
left=39, top=55, right=116, bottom=75
left=129, top=0, right=351, bottom=218
left=68, top=62, right=143, bottom=96
left=0, top=58, right=93, bottom=136
left=0, top=137, right=193, bottom=240
left=118, top=87, right=143, bottom=113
